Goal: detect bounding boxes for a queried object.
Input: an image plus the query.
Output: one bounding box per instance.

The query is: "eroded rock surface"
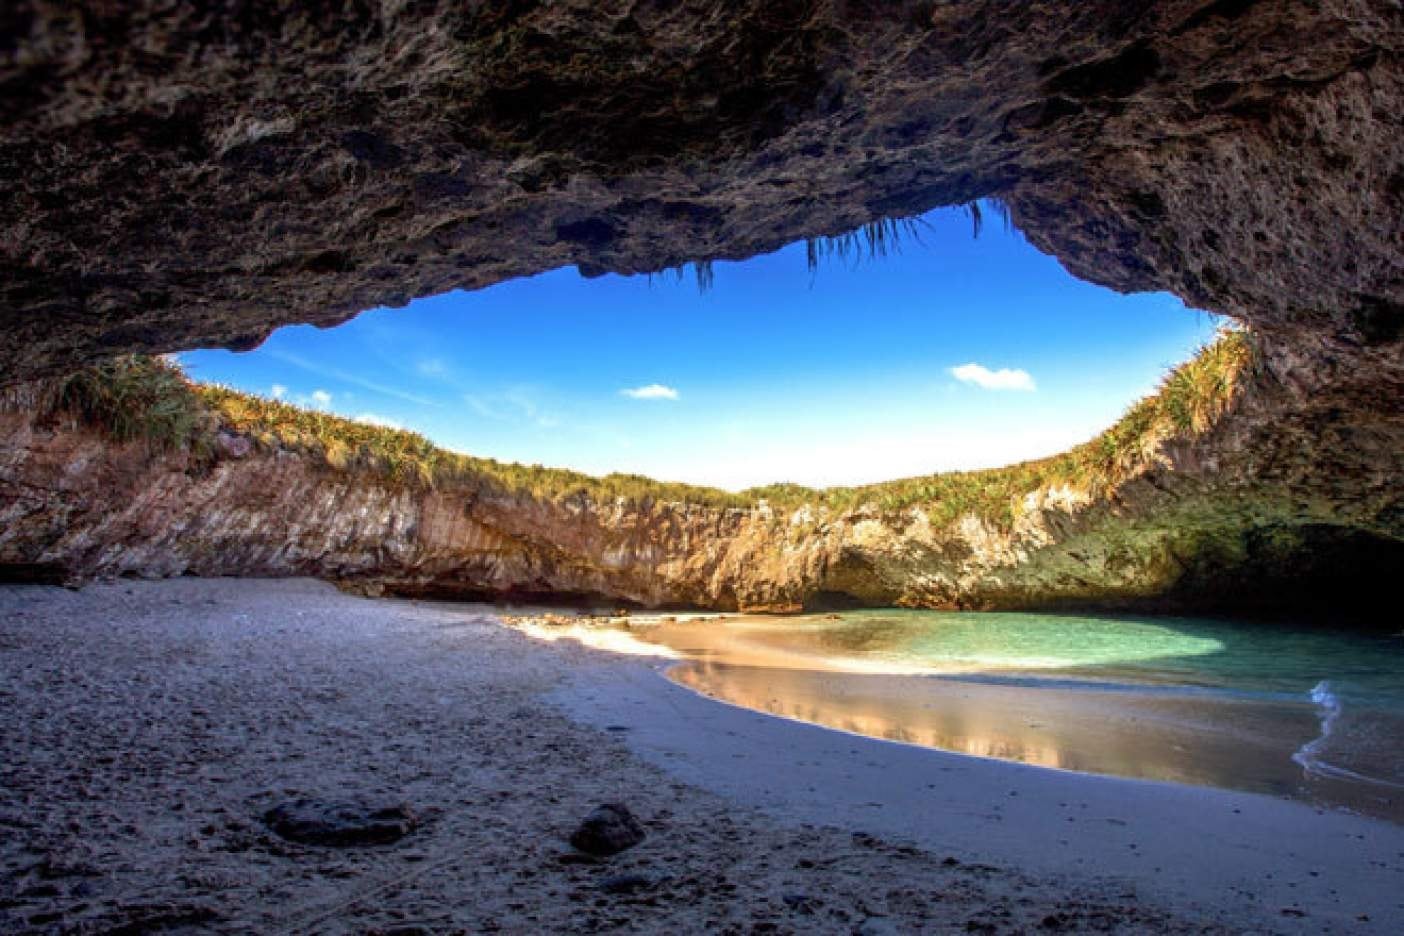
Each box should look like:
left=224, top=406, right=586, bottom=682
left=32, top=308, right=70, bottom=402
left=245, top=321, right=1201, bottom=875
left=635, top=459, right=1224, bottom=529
left=1, top=337, right=1399, bottom=619
left=1, top=1, right=1400, bottom=378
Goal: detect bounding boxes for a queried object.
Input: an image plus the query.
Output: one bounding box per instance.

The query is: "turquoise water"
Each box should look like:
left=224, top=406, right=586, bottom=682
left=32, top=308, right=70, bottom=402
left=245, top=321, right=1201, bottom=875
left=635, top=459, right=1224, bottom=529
left=793, top=609, right=1404, bottom=704
left=628, top=610, right=1404, bottom=818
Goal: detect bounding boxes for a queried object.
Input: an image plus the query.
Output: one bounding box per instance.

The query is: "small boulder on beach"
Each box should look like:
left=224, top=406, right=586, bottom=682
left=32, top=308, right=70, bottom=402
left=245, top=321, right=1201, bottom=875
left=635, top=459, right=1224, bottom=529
left=569, top=802, right=646, bottom=856
left=263, top=798, right=417, bottom=846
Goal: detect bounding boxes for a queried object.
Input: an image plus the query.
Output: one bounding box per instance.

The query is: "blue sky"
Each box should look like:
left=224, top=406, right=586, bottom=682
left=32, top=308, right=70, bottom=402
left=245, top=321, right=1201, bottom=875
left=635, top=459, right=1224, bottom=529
left=178, top=204, right=1220, bottom=490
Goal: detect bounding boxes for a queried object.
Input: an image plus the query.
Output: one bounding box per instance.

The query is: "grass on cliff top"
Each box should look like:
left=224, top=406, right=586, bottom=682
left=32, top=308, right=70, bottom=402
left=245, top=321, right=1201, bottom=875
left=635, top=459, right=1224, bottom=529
left=16, top=328, right=1254, bottom=527
left=828, top=325, right=1253, bottom=524
left=200, top=381, right=746, bottom=506
left=21, top=356, right=218, bottom=457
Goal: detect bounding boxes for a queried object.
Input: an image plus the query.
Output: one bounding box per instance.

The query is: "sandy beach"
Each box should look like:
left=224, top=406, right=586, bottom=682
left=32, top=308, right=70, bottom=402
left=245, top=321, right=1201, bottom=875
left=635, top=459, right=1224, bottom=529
left=533, top=612, right=1404, bottom=824
left=3, top=579, right=1402, bottom=934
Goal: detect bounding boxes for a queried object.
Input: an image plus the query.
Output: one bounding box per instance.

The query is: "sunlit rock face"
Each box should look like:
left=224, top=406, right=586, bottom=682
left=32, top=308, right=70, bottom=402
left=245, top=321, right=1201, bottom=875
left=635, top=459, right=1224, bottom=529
left=1, top=1, right=1400, bottom=378
left=2, top=358, right=1400, bottom=621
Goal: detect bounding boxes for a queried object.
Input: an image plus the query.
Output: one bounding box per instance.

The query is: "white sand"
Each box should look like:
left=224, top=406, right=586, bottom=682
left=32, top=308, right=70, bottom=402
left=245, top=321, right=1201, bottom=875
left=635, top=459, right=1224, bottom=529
left=556, top=659, right=1404, bottom=934
left=2, top=579, right=1400, bottom=934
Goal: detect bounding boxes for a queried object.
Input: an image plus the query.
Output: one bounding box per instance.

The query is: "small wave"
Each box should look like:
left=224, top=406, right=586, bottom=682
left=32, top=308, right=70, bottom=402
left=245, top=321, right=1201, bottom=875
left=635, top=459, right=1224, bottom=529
left=1292, top=680, right=1404, bottom=790
left=1292, top=680, right=1342, bottom=774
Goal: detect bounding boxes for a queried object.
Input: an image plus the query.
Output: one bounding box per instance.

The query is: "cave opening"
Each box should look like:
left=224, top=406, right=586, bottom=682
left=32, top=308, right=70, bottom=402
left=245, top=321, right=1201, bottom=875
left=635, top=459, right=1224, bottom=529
left=174, top=201, right=1222, bottom=494
left=5, top=194, right=1386, bottom=624
left=3, top=5, right=1403, bottom=928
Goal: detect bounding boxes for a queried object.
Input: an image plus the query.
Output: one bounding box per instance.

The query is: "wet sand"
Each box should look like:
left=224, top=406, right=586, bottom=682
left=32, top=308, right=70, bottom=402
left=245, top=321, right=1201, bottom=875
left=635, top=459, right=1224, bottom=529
left=672, top=662, right=1322, bottom=792
left=558, top=659, right=1404, bottom=933
left=559, top=612, right=1404, bottom=822
left=2, top=580, right=1402, bottom=933
left=668, top=662, right=1404, bottom=823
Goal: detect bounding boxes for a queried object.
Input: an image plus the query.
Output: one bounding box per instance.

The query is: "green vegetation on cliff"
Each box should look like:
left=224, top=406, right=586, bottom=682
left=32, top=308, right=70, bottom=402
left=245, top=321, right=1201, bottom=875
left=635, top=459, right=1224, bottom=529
left=200, top=382, right=744, bottom=505
left=25, top=355, right=217, bottom=456
left=750, top=327, right=1254, bottom=523
left=9, top=330, right=1254, bottom=527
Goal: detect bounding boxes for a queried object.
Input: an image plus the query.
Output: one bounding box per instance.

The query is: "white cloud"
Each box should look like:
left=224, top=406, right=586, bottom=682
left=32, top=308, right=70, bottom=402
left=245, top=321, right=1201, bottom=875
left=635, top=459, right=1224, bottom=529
left=503, top=388, right=539, bottom=419
left=267, top=349, right=437, bottom=406
left=416, top=358, right=447, bottom=378
left=354, top=413, right=401, bottom=429
left=270, top=384, right=287, bottom=400
left=310, top=389, right=333, bottom=408
left=621, top=383, right=679, bottom=401
left=465, top=394, right=508, bottom=422
left=950, top=363, right=1036, bottom=392
left=465, top=388, right=560, bottom=429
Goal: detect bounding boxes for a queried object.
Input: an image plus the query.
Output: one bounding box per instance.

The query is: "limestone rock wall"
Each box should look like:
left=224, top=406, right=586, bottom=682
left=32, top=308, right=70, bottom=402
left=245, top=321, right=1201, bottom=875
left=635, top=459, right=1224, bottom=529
left=4, top=341, right=1400, bottom=618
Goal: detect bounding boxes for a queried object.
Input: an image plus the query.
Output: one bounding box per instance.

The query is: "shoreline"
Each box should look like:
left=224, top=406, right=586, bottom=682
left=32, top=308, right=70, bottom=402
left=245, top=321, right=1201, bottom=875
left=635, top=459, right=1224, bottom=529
left=552, top=654, right=1404, bottom=930
left=3, top=578, right=1401, bottom=933
left=506, top=609, right=1404, bottom=823
left=660, top=661, right=1404, bottom=823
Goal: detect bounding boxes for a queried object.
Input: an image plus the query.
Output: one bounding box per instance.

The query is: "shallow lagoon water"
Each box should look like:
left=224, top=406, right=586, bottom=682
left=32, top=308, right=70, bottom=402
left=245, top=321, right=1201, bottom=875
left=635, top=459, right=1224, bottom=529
left=611, top=610, right=1404, bottom=821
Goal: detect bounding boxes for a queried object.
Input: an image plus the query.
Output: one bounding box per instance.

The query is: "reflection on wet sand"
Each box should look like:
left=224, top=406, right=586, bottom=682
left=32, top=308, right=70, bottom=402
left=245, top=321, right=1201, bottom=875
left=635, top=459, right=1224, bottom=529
left=568, top=611, right=1404, bottom=821
left=670, top=659, right=1322, bottom=796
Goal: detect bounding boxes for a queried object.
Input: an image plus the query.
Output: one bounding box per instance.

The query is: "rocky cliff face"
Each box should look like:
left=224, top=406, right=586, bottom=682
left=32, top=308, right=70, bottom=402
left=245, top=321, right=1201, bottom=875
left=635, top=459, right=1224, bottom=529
left=2, top=1, right=1400, bottom=379
left=4, top=338, right=1399, bottom=620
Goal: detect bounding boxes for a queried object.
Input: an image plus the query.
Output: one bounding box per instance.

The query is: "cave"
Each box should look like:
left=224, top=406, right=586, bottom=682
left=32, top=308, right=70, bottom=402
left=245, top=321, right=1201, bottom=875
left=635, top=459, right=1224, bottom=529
left=1, top=0, right=1400, bottom=620
left=3, top=5, right=1404, bottom=932
left=1162, top=523, right=1404, bottom=626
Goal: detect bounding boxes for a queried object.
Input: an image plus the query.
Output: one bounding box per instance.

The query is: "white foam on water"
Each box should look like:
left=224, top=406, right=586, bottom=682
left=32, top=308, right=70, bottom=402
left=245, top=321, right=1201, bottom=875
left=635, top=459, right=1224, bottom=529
left=1293, top=680, right=1404, bottom=789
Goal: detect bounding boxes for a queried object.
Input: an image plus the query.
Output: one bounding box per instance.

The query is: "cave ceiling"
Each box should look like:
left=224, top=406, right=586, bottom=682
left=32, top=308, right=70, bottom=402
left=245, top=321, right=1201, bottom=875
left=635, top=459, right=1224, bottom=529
left=0, top=1, right=1400, bottom=381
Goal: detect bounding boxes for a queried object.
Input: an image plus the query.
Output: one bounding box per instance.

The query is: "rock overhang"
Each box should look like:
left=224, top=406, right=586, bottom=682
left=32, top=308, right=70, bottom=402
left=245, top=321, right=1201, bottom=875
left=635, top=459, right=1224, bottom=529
left=0, top=0, right=1400, bottom=382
